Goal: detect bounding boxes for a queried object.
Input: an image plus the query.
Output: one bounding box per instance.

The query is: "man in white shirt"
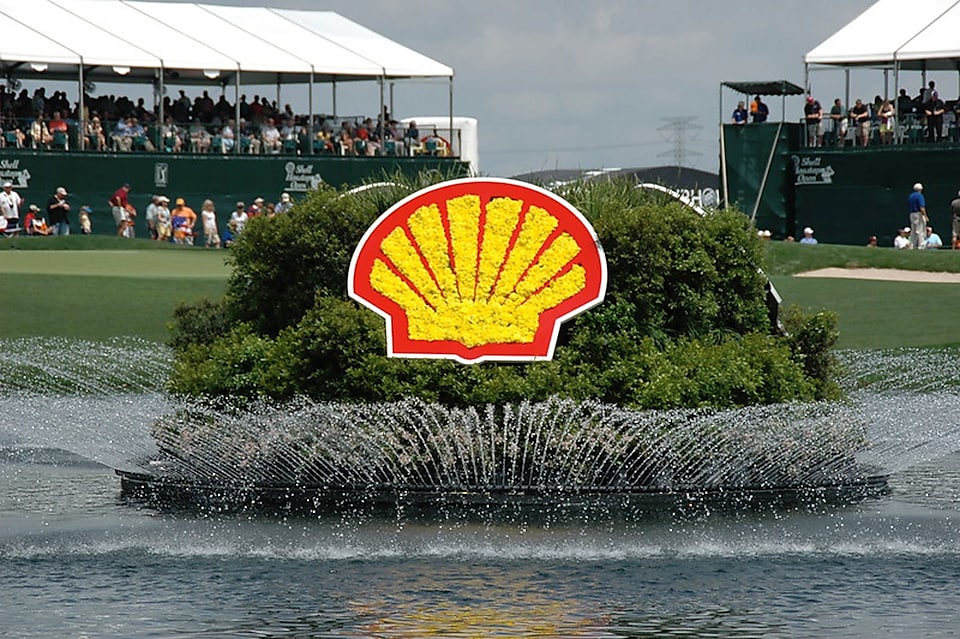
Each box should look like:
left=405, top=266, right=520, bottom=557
left=0, top=181, right=23, bottom=235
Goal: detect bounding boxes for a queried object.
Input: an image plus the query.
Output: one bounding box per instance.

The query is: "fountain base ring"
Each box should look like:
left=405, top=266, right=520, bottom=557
left=115, top=469, right=891, bottom=519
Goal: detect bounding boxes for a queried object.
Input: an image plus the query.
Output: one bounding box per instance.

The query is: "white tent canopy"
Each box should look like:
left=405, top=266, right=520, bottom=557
left=805, top=0, right=960, bottom=70
left=0, top=0, right=453, bottom=84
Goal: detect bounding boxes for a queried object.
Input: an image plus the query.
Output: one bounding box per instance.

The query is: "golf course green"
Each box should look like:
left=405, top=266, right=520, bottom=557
left=2, top=235, right=959, bottom=349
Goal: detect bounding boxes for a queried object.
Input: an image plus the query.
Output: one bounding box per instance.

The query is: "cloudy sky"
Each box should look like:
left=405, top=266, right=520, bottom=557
left=164, top=0, right=908, bottom=176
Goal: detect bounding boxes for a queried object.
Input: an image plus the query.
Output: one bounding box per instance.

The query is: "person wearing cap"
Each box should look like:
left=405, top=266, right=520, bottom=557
left=109, top=183, right=133, bottom=238
left=866, top=235, right=878, bottom=248
left=803, top=95, right=823, bottom=147
left=171, top=197, right=197, bottom=245
left=247, top=196, right=264, bottom=217
left=894, top=227, right=912, bottom=250
left=0, top=181, right=23, bottom=235
left=24, top=204, right=51, bottom=236
left=275, top=192, right=293, bottom=214
left=46, top=186, right=71, bottom=236
left=799, top=226, right=818, bottom=245
left=908, top=182, right=928, bottom=249
left=145, top=194, right=162, bottom=240
left=156, top=197, right=172, bottom=242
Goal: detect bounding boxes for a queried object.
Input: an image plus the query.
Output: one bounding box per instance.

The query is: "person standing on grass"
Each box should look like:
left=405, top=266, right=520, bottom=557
left=950, top=190, right=960, bottom=249
left=109, top=183, right=134, bottom=238
left=908, top=182, right=928, bottom=249
left=46, top=186, right=71, bottom=236
left=0, top=181, right=23, bottom=235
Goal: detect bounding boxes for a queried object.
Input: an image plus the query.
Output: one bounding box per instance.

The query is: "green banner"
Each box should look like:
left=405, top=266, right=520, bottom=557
left=0, top=151, right=467, bottom=236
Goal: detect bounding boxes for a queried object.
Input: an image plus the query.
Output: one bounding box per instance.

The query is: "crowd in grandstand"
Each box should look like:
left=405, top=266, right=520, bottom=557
left=0, top=86, right=451, bottom=157
left=798, top=81, right=960, bottom=148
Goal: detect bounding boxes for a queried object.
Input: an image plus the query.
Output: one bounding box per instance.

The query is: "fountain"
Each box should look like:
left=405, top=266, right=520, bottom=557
left=0, top=336, right=904, bottom=521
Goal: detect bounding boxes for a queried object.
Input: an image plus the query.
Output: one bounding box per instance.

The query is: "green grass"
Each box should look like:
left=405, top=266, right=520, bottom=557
left=2, top=237, right=959, bottom=349
left=764, top=242, right=960, bottom=349
left=764, top=241, right=960, bottom=275
left=0, top=239, right=229, bottom=342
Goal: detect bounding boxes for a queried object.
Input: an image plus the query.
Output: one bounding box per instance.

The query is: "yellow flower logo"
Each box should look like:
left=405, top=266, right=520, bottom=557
left=350, top=178, right=606, bottom=363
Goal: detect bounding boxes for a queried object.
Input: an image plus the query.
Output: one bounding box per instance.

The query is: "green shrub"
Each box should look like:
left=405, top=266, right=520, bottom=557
left=167, top=297, right=233, bottom=354
left=167, top=177, right=838, bottom=409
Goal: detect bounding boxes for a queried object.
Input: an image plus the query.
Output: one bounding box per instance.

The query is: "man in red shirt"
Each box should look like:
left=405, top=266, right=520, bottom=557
left=109, top=183, right=134, bottom=237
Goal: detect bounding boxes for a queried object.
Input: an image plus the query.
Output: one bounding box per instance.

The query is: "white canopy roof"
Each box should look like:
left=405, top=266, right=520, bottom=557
left=0, top=0, right=453, bottom=85
left=805, top=0, right=960, bottom=70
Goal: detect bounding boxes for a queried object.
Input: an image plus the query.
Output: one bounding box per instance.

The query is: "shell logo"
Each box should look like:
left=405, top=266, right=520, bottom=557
left=348, top=178, right=607, bottom=364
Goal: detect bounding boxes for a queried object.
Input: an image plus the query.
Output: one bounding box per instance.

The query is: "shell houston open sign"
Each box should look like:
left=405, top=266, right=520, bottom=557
left=349, top=178, right=608, bottom=364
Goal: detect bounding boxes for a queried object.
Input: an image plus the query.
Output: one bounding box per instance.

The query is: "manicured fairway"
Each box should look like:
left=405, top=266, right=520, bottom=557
left=0, top=248, right=229, bottom=342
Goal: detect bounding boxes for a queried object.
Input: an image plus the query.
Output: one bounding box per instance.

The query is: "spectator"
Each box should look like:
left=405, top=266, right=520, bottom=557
left=188, top=120, right=211, bottom=153
left=156, top=197, right=172, bottom=242
left=46, top=186, right=71, bottom=236
left=48, top=110, right=68, bottom=148
left=260, top=117, right=281, bottom=153
left=219, top=119, right=236, bottom=153
left=951, top=190, right=960, bottom=249
left=129, top=117, right=155, bottom=153
left=200, top=199, right=220, bottom=249
left=924, top=91, right=946, bottom=142
left=79, top=205, right=93, bottom=235
left=247, top=196, right=264, bottom=217
left=829, top=98, right=847, bottom=146
left=230, top=201, right=248, bottom=235
left=878, top=99, right=895, bottom=145
left=866, top=235, right=878, bottom=247
left=908, top=182, right=927, bottom=249
left=0, top=181, right=23, bottom=234
left=850, top=99, right=870, bottom=147
left=924, top=225, right=944, bottom=249
left=275, top=192, right=293, bottom=214
left=804, top=96, right=824, bottom=147
left=750, top=95, right=769, bottom=123
left=404, top=120, right=420, bottom=154
left=799, top=226, right=818, bottom=245
left=160, top=115, right=183, bottom=153
left=86, top=115, right=106, bottom=150
left=145, top=194, right=161, bottom=240
left=30, top=113, right=53, bottom=149
left=171, top=197, right=197, bottom=245
left=894, top=226, right=912, bottom=249
left=109, top=183, right=134, bottom=238
left=897, top=88, right=915, bottom=117
left=24, top=204, right=52, bottom=236
left=112, top=117, right=133, bottom=152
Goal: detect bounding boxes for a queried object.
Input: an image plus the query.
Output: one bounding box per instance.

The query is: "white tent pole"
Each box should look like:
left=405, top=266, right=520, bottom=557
left=78, top=60, right=85, bottom=151
left=158, top=69, right=165, bottom=137
left=378, top=74, right=385, bottom=125
left=308, top=70, right=314, bottom=155
left=234, top=68, right=241, bottom=155
left=448, top=76, right=454, bottom=151
left=719, top=121, right=729, bottom=210
left=844, top=68, right=850, bottom=110
left=332, top=79, right=337, bottom=118
left=894, top=59, right=900, bottom=144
